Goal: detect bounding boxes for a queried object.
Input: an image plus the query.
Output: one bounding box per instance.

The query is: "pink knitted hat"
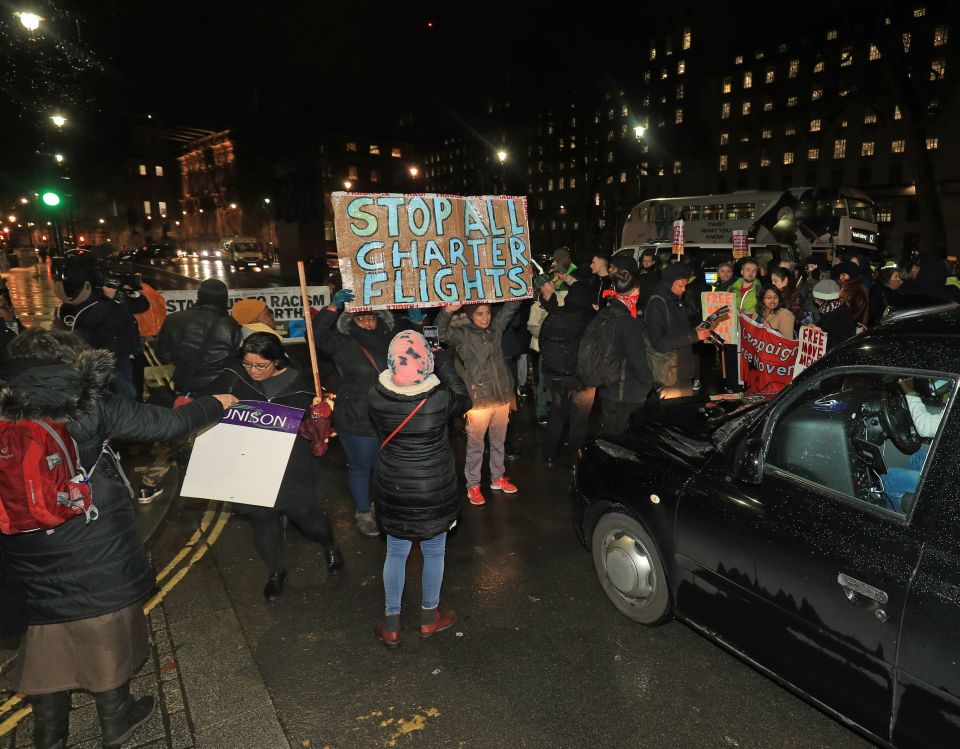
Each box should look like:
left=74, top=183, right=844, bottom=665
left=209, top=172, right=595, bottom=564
left=387, top=330, right=435, bottom=387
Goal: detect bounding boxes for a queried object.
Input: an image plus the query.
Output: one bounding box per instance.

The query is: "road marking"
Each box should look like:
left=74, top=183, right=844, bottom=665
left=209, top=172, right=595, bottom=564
left=155, top=505, right=216, bottom=583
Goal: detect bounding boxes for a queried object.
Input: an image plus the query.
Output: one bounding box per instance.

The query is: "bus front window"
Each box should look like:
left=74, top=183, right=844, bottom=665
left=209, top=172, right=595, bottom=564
left=847, top=199, right=877, bottom=223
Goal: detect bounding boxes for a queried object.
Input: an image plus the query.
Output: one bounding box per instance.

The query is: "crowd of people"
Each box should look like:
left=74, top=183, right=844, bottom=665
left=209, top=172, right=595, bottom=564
left=1, top=245, right=959, bottom=748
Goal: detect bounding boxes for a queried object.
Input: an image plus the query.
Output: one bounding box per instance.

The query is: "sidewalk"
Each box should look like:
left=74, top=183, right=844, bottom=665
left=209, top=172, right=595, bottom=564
left=1, top=264, right=59, bottom=330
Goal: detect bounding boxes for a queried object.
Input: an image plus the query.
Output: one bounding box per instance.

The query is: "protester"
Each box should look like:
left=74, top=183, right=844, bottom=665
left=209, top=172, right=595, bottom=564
left=209, top=333, right=343, bottom=601
left=869, top=264, right=902, bottom=325
left=912, top=254, right=960, bottom=304
left=367, top=331, right=471, bottom=647
left=231, top=298, right=280, bottom=339
left=812, top=279, right=856, bottom=351
left=526, top=275, right=558, bottom=426
left=438, top=300, right=520, bottom=506
left=646, top=263, right=712, bottom=398
left=0, top=329, right=235, bottom=749
left=730, top=258, right=760, bottom=314
left=898, top=257, right=920, bottom=293
left=831, top=261, right=859, bottom=286
left=0, top=294, right=23, bottom=363
left=549, top=247, right=577, bottom=291
left=588, top=252, right=611, bottom=308
left=840, top=275, right=870, bottom=327
left=712, top=260, right=736, bottom=292
left=312, top=288, right=396, bottom=536
left=638, top=248, right=660, bottom=301
left=757, top=287, right=795, bottom=339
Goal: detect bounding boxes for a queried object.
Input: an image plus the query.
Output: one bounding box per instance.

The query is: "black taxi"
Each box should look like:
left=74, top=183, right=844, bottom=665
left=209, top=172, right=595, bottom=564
left=573, top=306, right=960, bottom=748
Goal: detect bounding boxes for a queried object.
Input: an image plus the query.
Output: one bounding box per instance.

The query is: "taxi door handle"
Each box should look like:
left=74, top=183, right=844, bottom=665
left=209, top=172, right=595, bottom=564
left=837, top=573, right=889, bottom=605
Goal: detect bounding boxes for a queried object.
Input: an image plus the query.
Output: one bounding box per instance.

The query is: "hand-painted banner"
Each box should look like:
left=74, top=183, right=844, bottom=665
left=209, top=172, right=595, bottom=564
left=701, top=291, right=737, bottom=344
left=332, top=192, right=534, bottom=310
left=160, top=286, right=329, bottom=341
left=739, top=313, right=799, bottom=394
left=180, top=401, right=304, bottom=508
left=793, top=325, right=828, bottom=377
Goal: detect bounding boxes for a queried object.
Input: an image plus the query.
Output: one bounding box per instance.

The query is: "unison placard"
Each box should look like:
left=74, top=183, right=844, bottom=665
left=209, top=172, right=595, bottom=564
left=332, top=192, right=534, bottom=310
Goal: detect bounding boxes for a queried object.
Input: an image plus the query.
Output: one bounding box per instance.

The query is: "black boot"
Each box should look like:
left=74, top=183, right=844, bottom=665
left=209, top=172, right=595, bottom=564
left=325, top=546, right=344, bottom=572
left=30, top=691, right=70, bottom=749
left=263, top=570, right=287, bottom=601
left=92, top=683, right=155, bottom=749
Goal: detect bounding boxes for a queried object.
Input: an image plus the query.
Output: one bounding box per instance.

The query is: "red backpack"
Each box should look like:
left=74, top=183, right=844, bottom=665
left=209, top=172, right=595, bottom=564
left=0, top=420, right=100, bottom=534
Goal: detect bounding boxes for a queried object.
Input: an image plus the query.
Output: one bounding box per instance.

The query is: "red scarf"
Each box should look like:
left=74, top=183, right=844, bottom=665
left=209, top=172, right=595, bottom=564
left=602, top=289, right=639, bottom=318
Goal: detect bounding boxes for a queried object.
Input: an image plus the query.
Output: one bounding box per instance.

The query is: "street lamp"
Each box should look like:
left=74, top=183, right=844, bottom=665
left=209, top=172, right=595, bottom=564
left=496, top=150, right=508, bottom=164
left=408, top=166, right=419, bottom=178
left=54, top=153, right=64, bottom=163
left=343, top=180, right=353, bottom=190
left=634, top=125, right=646, bottom=139
left=16, top=11, right=41, bottom=31
left=7, top=215, right=16, bottom=223
left=50, top=114, right=66, bottom=128
left=19, top=197, right=28, bottom=205
left=263, top=197, right=271, bottom=204
left=229, top=202, right=237, bottom=209
left=98, top=218, right=105, bottom=224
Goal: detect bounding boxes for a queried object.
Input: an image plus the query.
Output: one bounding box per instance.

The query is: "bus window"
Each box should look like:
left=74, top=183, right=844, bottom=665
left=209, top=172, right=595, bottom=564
left=847, top=199, right=877, bottom=223
left=726, top=203, right=756, bottom=220
left=656, top=204, right=674, bottom=222
left=702, top=204, right=723, bottom=221
left=685, top=205, right=701, bottom=220
left=831, top=199, right=845, bottom=217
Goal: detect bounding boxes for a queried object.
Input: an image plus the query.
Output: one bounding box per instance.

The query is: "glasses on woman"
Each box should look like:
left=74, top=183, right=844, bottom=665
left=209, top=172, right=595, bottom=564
left=242, top=360, right=274, bottom=371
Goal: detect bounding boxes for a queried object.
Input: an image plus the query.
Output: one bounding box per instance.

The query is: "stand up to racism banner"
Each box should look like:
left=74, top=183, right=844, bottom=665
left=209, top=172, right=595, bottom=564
left=332, top=193, right=534, bottom=311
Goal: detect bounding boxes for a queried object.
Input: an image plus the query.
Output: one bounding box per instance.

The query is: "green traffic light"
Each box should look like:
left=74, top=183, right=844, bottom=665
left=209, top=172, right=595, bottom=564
left=41, top=191, right=61, bottom=207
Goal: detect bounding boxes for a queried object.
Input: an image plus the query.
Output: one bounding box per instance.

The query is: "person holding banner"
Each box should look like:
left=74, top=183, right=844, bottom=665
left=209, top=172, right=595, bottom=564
left=209, top=332, right=344, bottom=601
left=367, top=331, right=471, bottom=647
left=757, top=287, right=796, bottom=340
left=730, top=258, right=760, bottom=315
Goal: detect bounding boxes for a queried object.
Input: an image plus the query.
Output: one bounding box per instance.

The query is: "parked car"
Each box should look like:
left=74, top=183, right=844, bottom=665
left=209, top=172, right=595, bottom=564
left=573, top=307, right=960, bottom=748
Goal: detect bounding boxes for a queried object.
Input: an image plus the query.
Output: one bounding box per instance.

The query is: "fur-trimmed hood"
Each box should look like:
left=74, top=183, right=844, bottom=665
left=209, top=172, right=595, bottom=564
left=0, top=348, right=114, bottom=422
left=335, top=309, right=395, bottom=335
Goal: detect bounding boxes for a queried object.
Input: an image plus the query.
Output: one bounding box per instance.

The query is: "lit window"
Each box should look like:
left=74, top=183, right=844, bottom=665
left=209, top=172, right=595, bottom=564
left=903, top=33, right=911, bottom=53
left=877, top=208, right=892, bottom=223
left=675, top=108, right=684, bottom=124
left=158, top=201, right=167, bottom=216
left=869, top=44, right=881, bottom=61
left=765, top=68, right=775, bottom=84
left=547, top=178, right=554, bottom=191
left=138, top=164, right=146, bottom=176
left=719, top=154, right=729, bottom=171
left=744, top=71, right=753, bottom=88
left=143, top=200, right=151, bottom=215
left=643, top=95, right=651, bottom=106
left=155, top=165, right=164, bottom=177
left=391, top=148, right=402, bottom=158
left=931, top=59, right=946, bottom=79
left=739, top=160, right=749, bottom=170
left=891, top=139, right=906, bottom=154
left=346, top=142, right=357, bottom=152
left=783, top=152, right=794, bottom=165
left=369, top=144, right=380, bottom=155
left=814, top=59, right=825, bottom=73
left=840, top=47, right=853, bottom=66
left=619, top=125, right=627, bottom=137
left=826, top=29, right=837, bottom=41
left=894, top=105, right=902, bottom=120
left=607, top=130, right=614, bottom=141
left=914, top=6, right=926, bottom=17
left=755, top=51, right=764, bottom=60
left=722, top=77, right=732, bottom=94
left=720, top=133, right=730, bottom=145
left=812, top=87, right=823, bottom=101
left=934, top=24, right=949, bottom=46
left=787, top=96, right=798, bottom=107
left=661, top=68, right=669, bottom=80
left=370, top=169, right=379, bottom=182
left=808, top=148, right=820, bottom=160
left=789, top=59, right=799, bottom=78
left=862, top=142, right=875, bottom=156
left=619, top=171, right=627, bottom=183
left=735, top=55, right=743, bottom=65
left=742, top=100, right=752, bottom=115
left=569, top=177, right=576, bottom=189
left=607, top=151, right=614, bottom=162
left=721, top=102, right=731, bottom=119
left=760, top=152, right=771, bottom=167
left=833, top=139, right=846, bottom=158
left=926, top=138, right=939, bottom=150
left=621, top=105, right=629, bottom=117
left=348, top=166, right=358, bottom=179
left=676, top=84, right=685, bottom=100
left=810, top=118, right=822, bottom=132
left=649, top=46, right=656, bottom=61
left=674, top=161, right=682, bottom=175
left=644, top=71, right=651, bottom=83
left=840, top=119, right=848, bottom=128
left=683, top=28, right=692, bottom=50
left=864, top=112, right=877, bottom=124
left=785, top=125, right=797, bottom=135
left=606, top=175, right=614, bottom=184
left=740, top=134, right=751, bottom=143
left=678, top=60, right=686, bottom=75
left=764, top=100, right=774, bottom=111
left=762, top=128, right=773, bottom=139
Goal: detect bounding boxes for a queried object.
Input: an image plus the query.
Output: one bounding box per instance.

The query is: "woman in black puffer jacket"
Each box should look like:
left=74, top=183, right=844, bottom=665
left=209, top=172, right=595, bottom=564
left=312, top=301, right=398, bottom=536
left=0, top=329, right=231, bottom=749
left=208, top=333, right=343, bottom=602
left=367, top=330, right=471, bottom=648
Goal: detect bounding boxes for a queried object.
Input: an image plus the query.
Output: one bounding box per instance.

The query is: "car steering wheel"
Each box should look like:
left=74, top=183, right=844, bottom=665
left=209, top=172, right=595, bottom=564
left=879, top=384, right=923, bottom=455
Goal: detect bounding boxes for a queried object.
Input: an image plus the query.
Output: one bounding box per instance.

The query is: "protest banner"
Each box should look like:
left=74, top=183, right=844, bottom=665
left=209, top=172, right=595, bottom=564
left=180, top=401, right=304, bottom=508
left=701, top=291, right=737, bottom=344
left=739, top=313, right=799, bottom=394
left=160, top=286, right=329, bottom=341
left=793, top=325, right=828, bottom=377
left=331, top=192, right=534, bottom=310
left=732, top=230, right=749, bottom=259
left=672, top=219, right=685, bottom=257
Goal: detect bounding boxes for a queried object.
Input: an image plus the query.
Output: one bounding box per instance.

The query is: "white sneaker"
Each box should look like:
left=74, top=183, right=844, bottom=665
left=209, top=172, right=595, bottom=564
left=138, top=486, right=163, bottom=504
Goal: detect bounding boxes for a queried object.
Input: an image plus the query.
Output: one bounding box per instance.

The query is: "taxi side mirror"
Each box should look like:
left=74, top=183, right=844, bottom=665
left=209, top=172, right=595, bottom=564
left=733, top=435, right=764, bottom=484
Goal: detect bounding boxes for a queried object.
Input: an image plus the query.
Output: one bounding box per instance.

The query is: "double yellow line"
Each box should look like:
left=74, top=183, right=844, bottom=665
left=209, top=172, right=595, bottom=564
left=0, top=501, right=231, bottom=737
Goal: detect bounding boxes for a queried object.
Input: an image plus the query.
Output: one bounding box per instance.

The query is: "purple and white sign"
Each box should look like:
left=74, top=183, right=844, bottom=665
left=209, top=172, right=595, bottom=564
left=181, top=400, right=305, bottom=508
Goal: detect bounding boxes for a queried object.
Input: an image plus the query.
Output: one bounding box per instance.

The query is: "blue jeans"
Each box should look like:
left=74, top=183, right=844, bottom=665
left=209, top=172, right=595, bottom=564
left=383, top=532, right=447, bottom=616
left=338, top=433, right=379, bottom=514
left=884, top=444, right=929, bottom=512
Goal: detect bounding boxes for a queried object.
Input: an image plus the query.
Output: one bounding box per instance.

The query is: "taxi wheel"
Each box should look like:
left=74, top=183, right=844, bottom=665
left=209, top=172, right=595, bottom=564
left=591, top=512, right=672, bottom=625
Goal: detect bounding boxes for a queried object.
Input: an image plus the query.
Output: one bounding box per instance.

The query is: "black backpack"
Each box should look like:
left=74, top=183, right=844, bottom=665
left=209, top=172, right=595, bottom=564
left=539, top=313, right=578, bottom=377
left=577, top=307, right=621, bottom=387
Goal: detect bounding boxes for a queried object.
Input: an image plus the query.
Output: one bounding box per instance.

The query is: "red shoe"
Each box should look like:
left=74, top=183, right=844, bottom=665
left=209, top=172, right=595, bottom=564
left=490, top=476, right=518, bottom=494
left=419, top=609, right=458, bottom=639
left=467, top=485, right=486, bottom=506
left=374, top=623, right=401, bottom=648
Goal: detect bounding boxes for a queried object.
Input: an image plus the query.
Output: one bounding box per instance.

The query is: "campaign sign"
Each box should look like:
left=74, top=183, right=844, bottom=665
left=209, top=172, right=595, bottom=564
left=739, top=313, right=799, bottom=394
left=180, top=401, right=304, bottom=508
left=701, top=292, right=738, bottom=344
left=793, top=325, right=828, bottom=378
left=332, top=192, right=534, bottom=310
left=160, top=287, right=329, bottom=342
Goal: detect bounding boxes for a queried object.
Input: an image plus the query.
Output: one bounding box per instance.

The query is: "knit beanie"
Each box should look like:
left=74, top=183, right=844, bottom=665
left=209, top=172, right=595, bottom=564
left=387, top=330, right=434, bottom=387
left=231, top=298, right=267, bottom=325
left=813, top=279, right=841, bottom=301
left=662, top=262, right=692, bottom=285
left=609, top=252, right=639, bottom=275
left=197, top=278, right=229, bottom=308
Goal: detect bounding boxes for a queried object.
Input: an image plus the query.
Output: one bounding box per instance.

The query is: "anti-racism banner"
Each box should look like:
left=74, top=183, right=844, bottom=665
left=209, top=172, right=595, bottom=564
left=181, top=401, right=304, bottom=508
left=793, top=324, right=828, bottom=377
left=332, top=192, right=534, bottom=310
left=739, top=313, right=799, bottom=394
left=160, top=286, right=329, bottom=341
left=701, top=291, right=737, bottom=344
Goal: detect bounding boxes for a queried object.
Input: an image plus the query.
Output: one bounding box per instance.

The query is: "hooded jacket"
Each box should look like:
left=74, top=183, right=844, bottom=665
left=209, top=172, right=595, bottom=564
left=368, top=354, right=471, bottom=540
left=156, top=302, right=242, bottom=395
left=539, top=282, right=593, bottom=379
left=646, top=268, right=700, bottom=385
left=438, top=301, right=520, bottom=408
left=0, top=343, right=222, bottom=625
left=58, top=290, right=145, bottom=359
left=312, top=308, right=396, bottom=436
left=596, top=297, right=653, bottom=405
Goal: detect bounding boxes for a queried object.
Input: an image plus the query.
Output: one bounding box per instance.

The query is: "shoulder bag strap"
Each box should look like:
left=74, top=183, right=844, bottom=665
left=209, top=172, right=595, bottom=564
left=358, top=345, right=380, bottom=372
left=380, top=398, right=428, bottom=450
